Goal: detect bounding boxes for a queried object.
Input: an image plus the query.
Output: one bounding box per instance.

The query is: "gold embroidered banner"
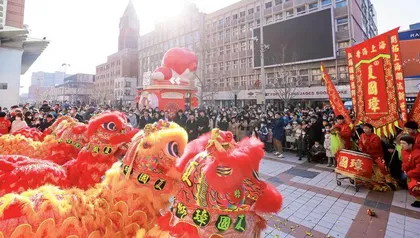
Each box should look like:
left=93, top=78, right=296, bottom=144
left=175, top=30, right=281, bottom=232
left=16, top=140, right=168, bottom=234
left=346, top=28, right=407, bottom=137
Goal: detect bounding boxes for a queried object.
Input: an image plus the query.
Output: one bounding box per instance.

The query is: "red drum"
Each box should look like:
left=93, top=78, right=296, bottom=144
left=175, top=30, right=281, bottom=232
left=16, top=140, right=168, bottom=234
left=336, top=150, right=373, bottom=181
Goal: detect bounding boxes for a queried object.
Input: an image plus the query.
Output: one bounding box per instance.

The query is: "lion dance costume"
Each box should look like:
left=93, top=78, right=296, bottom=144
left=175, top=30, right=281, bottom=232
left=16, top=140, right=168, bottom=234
left=0, top=120, right=187, bottom=237
left=0, top=112, right=138, bottom=196
left=145, top=128, right=283, bottom=238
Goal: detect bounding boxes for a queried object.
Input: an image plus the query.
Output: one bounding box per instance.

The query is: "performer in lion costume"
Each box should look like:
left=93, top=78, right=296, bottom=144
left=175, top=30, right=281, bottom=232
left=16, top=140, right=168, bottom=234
left=0, top=120, right=188, bottom=237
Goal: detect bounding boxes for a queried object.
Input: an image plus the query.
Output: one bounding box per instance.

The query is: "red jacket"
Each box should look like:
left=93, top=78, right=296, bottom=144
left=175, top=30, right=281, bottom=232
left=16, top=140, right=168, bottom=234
left=412, top=132, right=420, bottom=150
left=334, top=123, right=352, bottom=149
left=402, top=148, right=420, bottom=179
left=359, top=133, right=383, bottom=160
left=0, top=118, right=11, bottom=135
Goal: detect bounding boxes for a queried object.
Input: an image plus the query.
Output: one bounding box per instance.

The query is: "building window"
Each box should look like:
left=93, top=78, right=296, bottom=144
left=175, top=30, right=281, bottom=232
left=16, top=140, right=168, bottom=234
left=275, top=13, right=283, bottom=21
left=240, top=24, right=246, bottom=33
left=212, top=49, right=217, bottom=57
left=233, top=43, right=239, bottom=52
left=219, top=62, right=224, bottom=71
left=233, top=77, right=239, bottom=87
left=240, top=41, right=246, bottom=51
left=286, top=10, right=293, bottom=17
left=338, top=40, right=350, bottom=48
left=233, top=27, right=238, bottom=35
left=240, top=59, right=246, bottom=68
left=219, top=46, right=224, bottom=55
left=248, top=57, right=253, bottom=67
left=337, top=23, right=349, bottom=32
left=256, top=6, right=260, bottom=12
left=336, top=0, right=347, bottom=8
left=0, top=83, right=7, bottom=90
left=240, top=11, right=246, bottom=17
left=233, top=14, right=238, bottom=20
left=256, top=19, right=260, bottom=26
left=265, top=1, right=272, bottom=8
left=240, top=76, right=247, bottom=86
left=226, top=16, right=230, bottom=23
left=212, top=33, right=216, bottom=42
left=226, top=45, right=231, bottom=54
left=248, top=40, right=253, bottom=49
left=219, top=31, right=224, bottom=40
left=309, top=2, right=318, bottom=10
left=336, top=17, right=348, bottom=25
left=226, top=61, right=231, bottom=70
left=248, top=22, right=254, bottom=29
left=321, top=0, right=332, bottom=6
left=297, top=6, right=306, bottom=14
left=233, top=60, right=238, bottom=69
left=212, top=21, right=217, bottom=27
left=248, top=8, right=254, bottom=14
left=219, top=19, right=224, bottom=25
left=219, top=78, right=224, bottom=88
left=266, top=16, right=273, bottom=23
left=275, top=0, right=282, bottom=5
left=225, top=29, right=230, bottom=36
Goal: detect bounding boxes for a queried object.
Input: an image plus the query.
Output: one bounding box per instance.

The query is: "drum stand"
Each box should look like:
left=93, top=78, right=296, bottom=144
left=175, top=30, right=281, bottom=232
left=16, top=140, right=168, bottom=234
left=336, top=173, right=360, bottom=192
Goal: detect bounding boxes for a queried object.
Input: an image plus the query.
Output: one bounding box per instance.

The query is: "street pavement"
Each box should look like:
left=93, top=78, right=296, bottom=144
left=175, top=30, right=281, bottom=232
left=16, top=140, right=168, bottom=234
left=259, top=152, right=420, bottom=238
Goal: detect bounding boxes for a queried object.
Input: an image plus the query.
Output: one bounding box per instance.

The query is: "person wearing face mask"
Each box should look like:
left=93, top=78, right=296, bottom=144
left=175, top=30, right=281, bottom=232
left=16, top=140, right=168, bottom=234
left=70, top=107, right=84, bottom=123
left=174, top=110, right=187, bottom=128
left=217, top=116, right=229, bottom=131
left=10, top=112, right=28, bottom=134
left=186, top=113, right=198, bottom=142
left=229, top=117, right=240, bottom=140
left=209, top=115, right=218, bottom=130
left=39, top=114, right=55, bottom=132
left=127, top=109, right=137, bottom=127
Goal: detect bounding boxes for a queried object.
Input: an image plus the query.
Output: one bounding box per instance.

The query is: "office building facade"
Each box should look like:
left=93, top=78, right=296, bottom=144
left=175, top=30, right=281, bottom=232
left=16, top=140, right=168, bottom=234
left=203, top=0, right=378, bottom=107
left=137, top=3, right=205, bottom=90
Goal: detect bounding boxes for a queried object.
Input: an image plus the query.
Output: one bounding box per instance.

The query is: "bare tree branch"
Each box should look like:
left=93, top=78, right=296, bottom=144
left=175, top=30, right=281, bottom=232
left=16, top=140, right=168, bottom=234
left=267, top=46, right=303, bottom=108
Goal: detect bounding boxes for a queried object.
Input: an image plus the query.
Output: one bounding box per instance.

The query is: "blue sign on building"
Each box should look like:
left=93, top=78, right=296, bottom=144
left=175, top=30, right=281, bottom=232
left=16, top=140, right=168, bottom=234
left=399, top=29, right=420, bottom=79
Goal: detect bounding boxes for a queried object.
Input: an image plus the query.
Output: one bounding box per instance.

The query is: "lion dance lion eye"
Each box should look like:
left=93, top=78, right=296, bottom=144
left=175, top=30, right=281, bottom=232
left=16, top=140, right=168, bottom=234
left=167, top=141, right=179, bottom=157
left=102, top=122, right=117, bottom=131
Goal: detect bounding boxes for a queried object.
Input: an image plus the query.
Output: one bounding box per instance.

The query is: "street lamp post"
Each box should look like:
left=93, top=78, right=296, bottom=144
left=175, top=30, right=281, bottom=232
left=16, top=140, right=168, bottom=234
left=259, top=0, right=269, bottom=113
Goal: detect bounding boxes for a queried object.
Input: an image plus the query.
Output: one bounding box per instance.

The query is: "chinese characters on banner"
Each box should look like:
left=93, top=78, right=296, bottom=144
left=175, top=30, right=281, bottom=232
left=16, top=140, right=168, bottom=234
left=320, top=64, right=352, bottom=125
left=345, top=28, right=407, bottom=137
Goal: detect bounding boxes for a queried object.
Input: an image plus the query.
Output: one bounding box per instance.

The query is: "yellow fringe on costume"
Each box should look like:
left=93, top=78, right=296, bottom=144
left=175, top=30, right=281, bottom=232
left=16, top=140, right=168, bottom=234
left=370, top=165, right=399, bottom=192
left=0, top=134, right=51, bottom=158
left=0, top=163, right=169, bottom=237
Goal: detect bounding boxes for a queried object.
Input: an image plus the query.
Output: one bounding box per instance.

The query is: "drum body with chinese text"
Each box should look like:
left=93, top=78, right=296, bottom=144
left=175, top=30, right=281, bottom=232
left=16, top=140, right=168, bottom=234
left=336, top=150, right=373, bottom=181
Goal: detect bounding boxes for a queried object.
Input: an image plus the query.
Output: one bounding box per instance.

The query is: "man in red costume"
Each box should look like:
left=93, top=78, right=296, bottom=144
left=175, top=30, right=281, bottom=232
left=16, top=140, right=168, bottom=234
left=333, top=115, right=352, bottom=150
left=359, top=124, right=384, bottom=161
left=400, top=135, right=420, bottom=208
left=359, top=123, right=396, bottom=190
left=404, top=121, right=420, bottom=150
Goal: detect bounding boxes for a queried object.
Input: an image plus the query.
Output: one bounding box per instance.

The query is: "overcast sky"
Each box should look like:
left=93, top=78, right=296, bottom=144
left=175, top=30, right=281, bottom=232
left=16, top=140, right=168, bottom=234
left=20, top=0, right=420, bottom=93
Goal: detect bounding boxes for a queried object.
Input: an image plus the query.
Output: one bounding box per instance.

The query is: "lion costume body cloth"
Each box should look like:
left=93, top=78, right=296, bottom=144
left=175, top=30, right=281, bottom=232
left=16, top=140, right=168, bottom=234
left=0, top=120, right=187, bottom=237
left=144, top=129, right=283, bottom=238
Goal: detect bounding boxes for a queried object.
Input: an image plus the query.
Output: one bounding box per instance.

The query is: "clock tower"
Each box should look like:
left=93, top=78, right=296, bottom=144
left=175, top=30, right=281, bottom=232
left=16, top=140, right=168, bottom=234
left=118, top=0, right=139, bottom=51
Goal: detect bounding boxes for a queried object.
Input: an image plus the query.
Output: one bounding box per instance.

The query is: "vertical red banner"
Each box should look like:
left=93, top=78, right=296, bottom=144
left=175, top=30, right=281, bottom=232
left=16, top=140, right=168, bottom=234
left=345, top=28, right=407, bottom=136
left=321, top=63, right=352, bottom=125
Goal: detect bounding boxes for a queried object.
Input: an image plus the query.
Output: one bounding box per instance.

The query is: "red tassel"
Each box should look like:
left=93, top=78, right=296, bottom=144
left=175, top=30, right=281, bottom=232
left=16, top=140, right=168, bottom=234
left=254, top=183, right=283, bottom=214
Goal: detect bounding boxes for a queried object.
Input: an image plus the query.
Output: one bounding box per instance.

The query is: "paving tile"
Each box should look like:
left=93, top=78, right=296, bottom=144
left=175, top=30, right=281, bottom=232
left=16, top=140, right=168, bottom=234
left=328, top=230, right=346, bottom=238
left=363, top=199, right=378, bottom=208
left=385, top=224, right=404, bottom=235
left=313, top=224, right=330, bottom=234
left=285, top=168, right=320, bottom=179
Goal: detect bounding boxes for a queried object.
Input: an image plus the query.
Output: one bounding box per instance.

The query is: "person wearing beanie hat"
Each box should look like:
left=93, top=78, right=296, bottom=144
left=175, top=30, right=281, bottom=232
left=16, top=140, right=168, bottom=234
left=333, top=114, right=353, bottom=150
left=404, top=121, right=420, bottom=150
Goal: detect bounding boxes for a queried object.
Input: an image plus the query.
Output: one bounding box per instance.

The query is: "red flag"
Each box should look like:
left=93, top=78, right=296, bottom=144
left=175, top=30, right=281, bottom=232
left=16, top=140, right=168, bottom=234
left=409, top=91, right=420, bottom=124
left=345, top=28, right=406, bottom=137
left=321, top=63, right=352, bottom=125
